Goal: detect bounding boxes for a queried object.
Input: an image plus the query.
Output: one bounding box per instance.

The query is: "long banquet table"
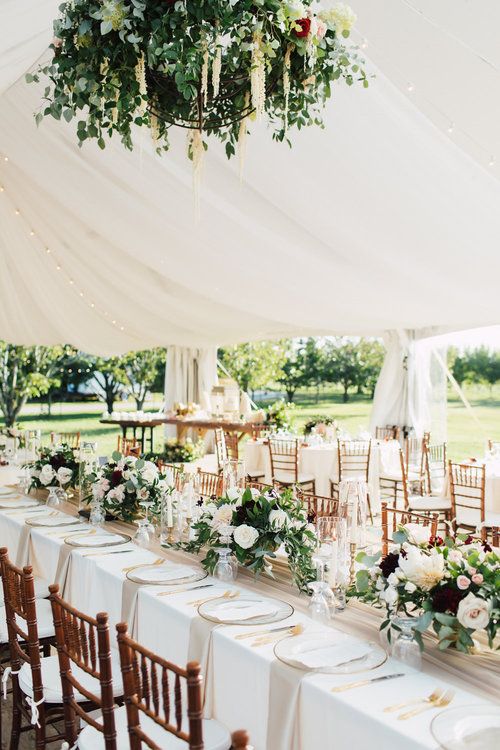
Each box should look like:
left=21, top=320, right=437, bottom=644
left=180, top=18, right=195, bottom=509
left=0, top=466, right=498, bottom=750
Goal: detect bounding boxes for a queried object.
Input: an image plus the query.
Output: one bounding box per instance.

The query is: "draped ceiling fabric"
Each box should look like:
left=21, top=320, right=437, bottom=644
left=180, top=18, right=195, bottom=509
left=1, top=1, right=500, bottom=356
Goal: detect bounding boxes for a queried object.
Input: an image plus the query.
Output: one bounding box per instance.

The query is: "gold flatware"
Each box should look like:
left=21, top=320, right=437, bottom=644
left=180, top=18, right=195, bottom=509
left=398, top=690, right=454, bottom=720
left=82, top=549, right=135, bottom=558
left=122, top=556, right=164, bottom=574
left=384, top=688, right=443, bottom=713
left=251, top=624, right=305, bottom=646
left=157, top=584, right=213, bottom=597
left=189, top=590, right=239, bottom=607
left=331, top=673, right=405, bottom=693
left=235, top=623, right=302, bottom=640
left=44, top=526, right=90, bottom=537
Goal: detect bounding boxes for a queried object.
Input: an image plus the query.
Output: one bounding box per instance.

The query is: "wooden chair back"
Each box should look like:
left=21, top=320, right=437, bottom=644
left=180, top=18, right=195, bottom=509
left=224, top=431, right=239, bottom=461
left=249, top=424, right=268, bottom=440
left=486, top=527, right=500, bottom=547
left=381, top=503, right=438, bottom=556
left=51, top=431, right=81, bottom=449
left=196, top=469, right=222, bottom=501
left=117, top=436, right=141, bottom=457
left=244, top=480, right=274, bottom=494
left=214, top=428, right=228, bottom=472
left=422, top=442, right=447, bottom=494
left=449, top=462, right=486, bottom=535
left=156, top=462, right=184, bottom=492
left=404, top=436, right=429, bottom=474
left=268, top=438, right=300, bottom=482
left=298, top=491, right=342, bottom=523
left=116, top=622, right=204, bottom=750
left=0, top=548, right=45, bottom=729
left=338, top=440, right=371, bottom=483
left=375, top=426, right=400, bottom=441
left=48, top=584, right=116, bottom=749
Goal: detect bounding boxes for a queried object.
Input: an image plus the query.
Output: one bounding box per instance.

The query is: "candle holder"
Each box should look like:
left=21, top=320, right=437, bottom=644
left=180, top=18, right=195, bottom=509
left=181, top=514, right=192, bottom=543
left=167, top=525, right=176, bottom=545
left=349, top=541, right=357, bottom=584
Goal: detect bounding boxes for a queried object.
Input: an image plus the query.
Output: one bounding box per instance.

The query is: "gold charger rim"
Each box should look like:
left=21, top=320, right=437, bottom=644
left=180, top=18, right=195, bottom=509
left=64, top=531, right=132, bottom=547
left=198, top=594, right=294, bottom=626
left=126, top=565, right=208, bottom=585
left=273, top=636, right=387, bottom=674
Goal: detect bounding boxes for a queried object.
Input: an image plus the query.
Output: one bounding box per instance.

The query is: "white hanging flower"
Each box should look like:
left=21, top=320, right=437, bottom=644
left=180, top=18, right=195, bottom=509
left=283, top=44, right=292, bottom=133
left=135, top=53, right=147, bottom=116
left=212, top=36, right=222, bottom=99
left=251, top=31, right=266, bottom=120
left=201, top=42, right=209, bottom=106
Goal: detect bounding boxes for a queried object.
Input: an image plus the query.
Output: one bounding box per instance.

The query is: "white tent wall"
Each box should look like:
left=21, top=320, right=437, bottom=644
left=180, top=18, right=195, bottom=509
left=163, top=346, right=218, bottom=440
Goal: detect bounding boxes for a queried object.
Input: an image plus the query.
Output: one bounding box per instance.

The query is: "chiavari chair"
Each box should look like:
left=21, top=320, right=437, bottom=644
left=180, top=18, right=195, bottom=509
left=117, top=435, right=141, bottom=457
left=298, top=490, right=342, bottom=524
left=116, top=622, right=248, bottom=750
left=224, top=431, right=239, bottom=462
left=448, top=461, right=500, bottom=539
left=0, top=548, right=61, bottom=750
left=214, top=428, right=228, bottom=472
left=50, top=431, right=81, bottom=449
left=422, top=442, right=447, bottom=495
left=249, top=424, right=268, bottom=440
left=268, top=438, right=315, bottom=493
left=381, top=503, right=438, bottom=557
left=244, top=479, right=275, bottom=494
left=156, top=462, right=185, bottom=491
left=398, top=449, right=452, bottom=522
left=329, top=440, right=373, bottom=522
left=48, top=584, right=123, bottom=749
left=197, top=469, right=223, bottom=501
left=485, top=526, right=500, bottom=548
left=375, top=426, right=400, bottom=441
left=379, top=434, right=428, bottom=506
left=216, top=429, right=264, bottom=482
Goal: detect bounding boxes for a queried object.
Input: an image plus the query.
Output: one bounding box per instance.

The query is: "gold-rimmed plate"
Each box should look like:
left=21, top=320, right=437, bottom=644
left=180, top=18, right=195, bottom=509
left=126, top=563, right=207, bottom=585
left=26, top=514, right=83, bottom=527
left=0, top=497, right=38, bottom=509
left=65, top=531, right=132, bottom=547
left=431, top=705, right=500, bottom=749
left=198, top=595, right=293, bottom=626
left=274, top=630, right=387, bottom=674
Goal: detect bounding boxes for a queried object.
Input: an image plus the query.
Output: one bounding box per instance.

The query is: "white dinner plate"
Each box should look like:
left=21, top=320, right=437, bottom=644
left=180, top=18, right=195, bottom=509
left=199, top=594, right=293, bottom=626
left=0, top=497, right=38, bottom=509
left=274, top=630, right=387, bottom=673
left=431, top=706, right=500, bottom=749
left=65, top=531, right=132, bottom=547
left=126, top=563, right=207, bottom=585
left=26, top=514, right=83, bottom=527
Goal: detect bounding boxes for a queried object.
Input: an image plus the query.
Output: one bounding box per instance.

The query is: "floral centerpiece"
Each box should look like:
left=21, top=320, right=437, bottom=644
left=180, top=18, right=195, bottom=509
left=27, top=443, right=80, bottom=491
left=144, top=437, right=204, bottom=466
left=265, top=399, right=294, bottom=430
left=181, top=485, right=316, bottom=591
left=303, top=415, right=337, bottom=436
left=89, top=451, right=170, bottom=522
left=29, top=0, right=366, bottom=171
left=350, top=524, right=499, bottom=654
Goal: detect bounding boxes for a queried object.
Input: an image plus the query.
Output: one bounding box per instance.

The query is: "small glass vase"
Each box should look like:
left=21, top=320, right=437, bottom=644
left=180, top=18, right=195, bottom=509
left=391, top=615, right=422, bottom=671
left=46, top=487, right=61, bottom=508
left=214, top=548, right=238, bottom=583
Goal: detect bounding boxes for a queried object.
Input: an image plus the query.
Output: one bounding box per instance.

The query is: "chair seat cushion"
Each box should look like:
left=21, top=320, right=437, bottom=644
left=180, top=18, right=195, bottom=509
left=0, top=597, right=54, bottom=644
left=380, top=470, right=420, bottom=482
left=274, top=471, right=315, bottom=485
left=407, top=495, right=451, bottom=511
left=18, top=650, right=123, bottom=704
left=246, top=469, right=265, bottom=480
left=77, top=704, right=231, bottom=750
left=456, top=508, right=500, bottom=529
left=0, top=576, right=50, bottom=608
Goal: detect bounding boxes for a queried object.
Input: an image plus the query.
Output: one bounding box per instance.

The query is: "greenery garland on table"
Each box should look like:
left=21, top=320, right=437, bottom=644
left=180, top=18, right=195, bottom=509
left=26, top=443, right=80, bottom=490
left=349, top=524, right=499, bottom=654
left=180, top=485, right=317, bottom=592
left=29, top=0, right=367, bottom=167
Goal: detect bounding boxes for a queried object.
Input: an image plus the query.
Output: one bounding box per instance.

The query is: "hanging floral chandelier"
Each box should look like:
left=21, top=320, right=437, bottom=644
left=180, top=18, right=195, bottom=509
left=31, top=1, right=367, bottom=169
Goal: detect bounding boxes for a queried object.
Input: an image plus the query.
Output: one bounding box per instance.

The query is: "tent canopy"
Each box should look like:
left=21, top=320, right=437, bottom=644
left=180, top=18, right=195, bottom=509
left=1, top=1, right=500, bottom=355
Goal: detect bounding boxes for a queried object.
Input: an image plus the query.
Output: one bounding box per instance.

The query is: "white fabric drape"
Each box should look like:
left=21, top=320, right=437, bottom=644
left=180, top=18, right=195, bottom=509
left=369, top=330, right=447, bottom=439
left=164, top=346, right=218, bottom=438
left=1, top=3, right=500, bottom=353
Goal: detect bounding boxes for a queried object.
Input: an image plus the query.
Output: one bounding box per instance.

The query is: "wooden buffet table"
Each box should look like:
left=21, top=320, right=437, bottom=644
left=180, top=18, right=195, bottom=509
left=99, top=418, right=164, bottom=451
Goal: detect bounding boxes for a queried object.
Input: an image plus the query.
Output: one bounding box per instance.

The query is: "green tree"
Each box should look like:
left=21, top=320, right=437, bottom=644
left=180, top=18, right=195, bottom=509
left=322, top=338, right=360, bottom=402
left=276, top=341, right=310, bottom=402
left=218, top=341, right=286, bottom=398
left=467, top=347, right=500, bottom=394
left=356, top=339, right=385, bottom=397
left=122, top=348, right=166, bottom=410
left=0, top=343, right=63, bottom=426
left=91, top=357, right=126, bottom=413
left=302, top=338, right=324, bottom=402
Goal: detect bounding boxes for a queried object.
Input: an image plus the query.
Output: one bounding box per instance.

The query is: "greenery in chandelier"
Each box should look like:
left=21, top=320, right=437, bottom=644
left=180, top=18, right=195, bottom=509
left=29, top=0, right=367, bottom=162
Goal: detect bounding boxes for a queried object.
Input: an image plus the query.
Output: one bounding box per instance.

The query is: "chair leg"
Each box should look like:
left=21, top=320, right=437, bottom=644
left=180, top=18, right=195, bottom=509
left=366, top=492, right=374, bottom=524
left=9, top=683, right=22, bottom=750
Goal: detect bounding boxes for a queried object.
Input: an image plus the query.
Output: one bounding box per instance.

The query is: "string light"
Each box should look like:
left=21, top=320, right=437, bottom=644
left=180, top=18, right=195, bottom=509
left=407, top=82, right=414, bottom=92
left=0, top=153, right=127, bottom=334
left=489, top=156, right=495, bottom=167
left=447, top=122, right=455, bottom=134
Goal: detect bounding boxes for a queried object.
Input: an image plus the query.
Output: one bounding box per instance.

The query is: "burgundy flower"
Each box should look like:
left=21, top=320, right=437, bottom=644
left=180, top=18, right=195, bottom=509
left=482, top=540, right=493, bottom=552
left=428, top=535, right=444, bottom=548
left=431, top=585, right=464, bottom=615
left=294, top=18, right=311, bottom=38
left=379, top=552, right=399, bottom=579
left=50, top=453, right=66, bottom=470
left=463, top=535, right=474, bottom=545
left=110, top=469, right=123, bottom=488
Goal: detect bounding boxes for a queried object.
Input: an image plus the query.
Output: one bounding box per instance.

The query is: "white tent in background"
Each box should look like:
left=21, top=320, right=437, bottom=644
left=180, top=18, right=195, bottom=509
left=1, top=1, right=500, bottom=435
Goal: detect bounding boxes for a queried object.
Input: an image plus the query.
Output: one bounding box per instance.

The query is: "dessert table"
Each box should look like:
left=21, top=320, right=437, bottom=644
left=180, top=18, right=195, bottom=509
left=0, top=466, right=498, bottom=750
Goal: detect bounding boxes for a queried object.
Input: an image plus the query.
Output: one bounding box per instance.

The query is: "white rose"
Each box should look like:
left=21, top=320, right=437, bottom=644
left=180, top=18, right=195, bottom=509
left=211, top=504, right=236, bottom=529
left=56, top=467, right=73, bottom=486
left=141, top=461, right=158, bottom=484
left=404, top=523, right=431, bottom=546
left=387, top=573, right=399, bottom=587
left=137, top=487, right=149, bottom=500
left=448, top=549, right=463, bottom=564
left=321, top=3, right=357, bottom=35
left=39, top=464, right=55, bottom=486
left=226, top=487, right=242, bottom=502
left=456, top=593, right=490, bottom=631
left=405, top=581, right=417, bottom=593
left=380, top=585, right=398, bottom=608
left=268, top=508, right=288, bottom=531
left=233, top=524, right=259, bottom=550
left=398, top=547, right=445, bottom=590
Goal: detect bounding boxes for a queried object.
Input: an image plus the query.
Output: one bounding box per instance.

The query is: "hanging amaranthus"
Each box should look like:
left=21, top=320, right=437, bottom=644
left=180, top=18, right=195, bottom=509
left=201, top=40, right=209, bottom=107
left=251, top=31, right=266, bottom=120
left=150, top=112, right=160, bottom=142
left=283, top=44, right=292, bottom=133
left=135, top=53, right=147, bottom=116
left=188, top=129, right=205, bottom=217
left=212, top=35, right=222, bottom=99
left=238, top=91, right=250, bottom=182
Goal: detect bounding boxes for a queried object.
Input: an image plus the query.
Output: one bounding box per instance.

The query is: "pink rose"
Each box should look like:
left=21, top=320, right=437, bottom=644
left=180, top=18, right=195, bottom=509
left=457, top=575, right=470, bottom=590
left=471, top=573, right=483, bottom=585
left=316, top=19, right=327, bottom=39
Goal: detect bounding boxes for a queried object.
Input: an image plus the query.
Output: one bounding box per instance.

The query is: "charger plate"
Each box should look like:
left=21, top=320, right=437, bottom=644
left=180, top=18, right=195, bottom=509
left=274, top=630, right=387, bottom=674
left=26, top=514, right=84, bottom=527
left=126, top=563, right=207, bottom=585
left=64, top=531, right=132, bottom=547
left=0, top=497, right=38, bottom=509
left=431, top=706, right=500, bottom=749
left=199, top=594, right=293, bottom=626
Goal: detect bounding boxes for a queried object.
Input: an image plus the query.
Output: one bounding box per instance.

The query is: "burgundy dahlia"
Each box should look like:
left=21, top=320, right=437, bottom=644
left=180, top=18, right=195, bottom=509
left=110, top=469, right=123, bottom=487
left=379, top=552, right=399, bottom=579
left=431, top=585, right=464, bottom=615
left=294, top=18, right=311, bottom=38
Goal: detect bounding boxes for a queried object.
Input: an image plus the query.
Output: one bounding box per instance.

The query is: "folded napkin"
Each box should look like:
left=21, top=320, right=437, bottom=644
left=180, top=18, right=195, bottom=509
left=131, top=564, right=196, bottom=582
left=209, top=600, right=278, bottom=622
left=70, top=532, right=125, bottom=546
left=289, top=640, right=370, bottom=669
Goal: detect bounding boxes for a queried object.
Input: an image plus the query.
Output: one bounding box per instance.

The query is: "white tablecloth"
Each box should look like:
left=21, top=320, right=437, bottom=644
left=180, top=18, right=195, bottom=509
left=0, top=466, right=497, bottom=750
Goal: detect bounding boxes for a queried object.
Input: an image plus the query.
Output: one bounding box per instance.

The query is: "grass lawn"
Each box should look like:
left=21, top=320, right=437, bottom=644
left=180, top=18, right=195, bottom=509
left=3, top=385, right=499, bottom=460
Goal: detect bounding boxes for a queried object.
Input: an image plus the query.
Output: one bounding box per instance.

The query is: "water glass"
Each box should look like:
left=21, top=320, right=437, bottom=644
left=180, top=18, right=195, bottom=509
left=214, top=548, right=237, bottom=582
left=133, top=519, right=150, bottom=548
left=391, top=616, right=422, bottom=670
left=46, top=487, right=61, bottom=508
left=307, top=581, right=332, bottom=625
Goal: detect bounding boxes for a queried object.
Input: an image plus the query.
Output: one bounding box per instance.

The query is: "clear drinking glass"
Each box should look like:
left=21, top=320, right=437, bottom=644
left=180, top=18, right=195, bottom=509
left=307, top=581, right=332, bottom=625
left=140, top=501, right=155, bottom=535
left=214, top=548, right=237, bottom=582
left=46, top=487, right=60, bottom=508
left=316, top=515, right=348, bottom=611
left=133, top=519, right=150, bottom=548
left=391, top=616, right=422, bottom=670
left=89, top=499, right=105, bottom=527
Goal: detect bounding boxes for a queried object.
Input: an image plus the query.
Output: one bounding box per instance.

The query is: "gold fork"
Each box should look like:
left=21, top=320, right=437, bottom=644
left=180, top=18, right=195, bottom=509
left=189, top=590, right=239, bottom=607
left=122, top=557, right=164, bottom=574
left=251, top=624, right=305, bottom=647
left=384, top=688, right=443, bottom=713
left=398, top=690, right=455, bottom=720
left=45, top=526, right=93, bottom=537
